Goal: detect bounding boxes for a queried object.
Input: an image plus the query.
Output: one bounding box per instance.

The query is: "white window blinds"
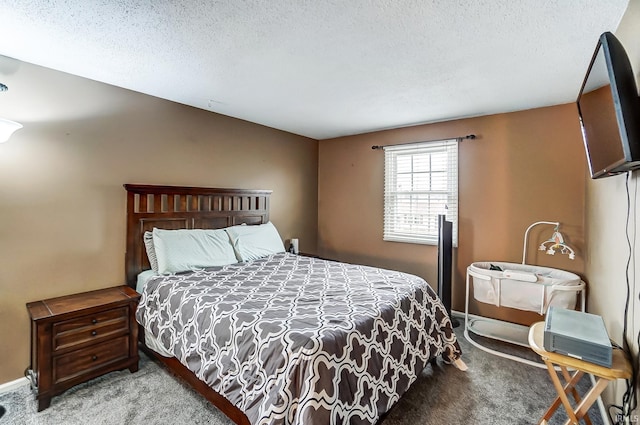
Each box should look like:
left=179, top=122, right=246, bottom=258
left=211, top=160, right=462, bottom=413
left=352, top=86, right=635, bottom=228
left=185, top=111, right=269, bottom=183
left=383, top=139, right=458, bottom=245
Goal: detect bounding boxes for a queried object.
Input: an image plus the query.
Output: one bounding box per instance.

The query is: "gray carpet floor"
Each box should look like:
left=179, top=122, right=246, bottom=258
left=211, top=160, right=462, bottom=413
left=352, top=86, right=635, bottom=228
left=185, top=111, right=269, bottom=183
left=0, top=326, right=604, bottom=425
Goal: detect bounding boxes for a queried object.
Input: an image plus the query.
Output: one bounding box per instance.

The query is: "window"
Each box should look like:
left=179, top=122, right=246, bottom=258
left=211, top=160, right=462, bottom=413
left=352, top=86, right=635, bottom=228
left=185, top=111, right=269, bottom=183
left=383, top=139, right=458, bottom=245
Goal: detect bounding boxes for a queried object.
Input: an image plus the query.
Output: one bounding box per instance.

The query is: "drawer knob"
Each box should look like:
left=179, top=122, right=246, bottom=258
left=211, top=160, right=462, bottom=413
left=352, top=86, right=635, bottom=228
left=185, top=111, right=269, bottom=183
left=92, top=355, right=98, bottom=361
left=91, top=331, right=97, bottom=336
left=92, top=319, right=97, bottom=324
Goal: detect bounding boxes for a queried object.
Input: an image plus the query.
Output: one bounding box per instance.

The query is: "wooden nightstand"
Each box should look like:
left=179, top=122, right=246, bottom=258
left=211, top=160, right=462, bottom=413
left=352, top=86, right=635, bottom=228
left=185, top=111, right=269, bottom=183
left=26, top=286, right=140, bottom=411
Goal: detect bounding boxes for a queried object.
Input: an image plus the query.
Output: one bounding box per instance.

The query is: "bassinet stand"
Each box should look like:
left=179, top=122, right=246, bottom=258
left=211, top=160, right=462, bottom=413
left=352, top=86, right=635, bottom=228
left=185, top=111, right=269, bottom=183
left=463, top=221, right=586, bottom=369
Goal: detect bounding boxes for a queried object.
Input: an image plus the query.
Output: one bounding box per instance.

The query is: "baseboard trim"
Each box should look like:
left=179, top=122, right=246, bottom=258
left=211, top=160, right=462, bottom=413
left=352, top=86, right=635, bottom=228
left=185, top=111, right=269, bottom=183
left=0, top=377, right=29, bottom=394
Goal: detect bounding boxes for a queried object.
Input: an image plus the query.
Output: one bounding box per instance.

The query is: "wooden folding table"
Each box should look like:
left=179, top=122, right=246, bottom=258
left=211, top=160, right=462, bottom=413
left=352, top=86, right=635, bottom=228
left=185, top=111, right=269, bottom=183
left=528, top=321, right=631, bottom=425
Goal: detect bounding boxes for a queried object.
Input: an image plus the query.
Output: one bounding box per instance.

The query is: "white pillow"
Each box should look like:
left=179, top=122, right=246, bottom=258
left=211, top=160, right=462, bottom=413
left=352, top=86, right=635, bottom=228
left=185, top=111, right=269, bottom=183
left=152, top=228, right=238, bottom=274
left=225, top=222, right=286, bottom=262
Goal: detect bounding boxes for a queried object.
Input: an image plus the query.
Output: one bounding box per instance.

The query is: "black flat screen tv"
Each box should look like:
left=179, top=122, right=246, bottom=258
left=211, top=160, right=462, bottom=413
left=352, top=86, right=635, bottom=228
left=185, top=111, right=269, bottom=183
left=577, top=32, right=640, bottom=179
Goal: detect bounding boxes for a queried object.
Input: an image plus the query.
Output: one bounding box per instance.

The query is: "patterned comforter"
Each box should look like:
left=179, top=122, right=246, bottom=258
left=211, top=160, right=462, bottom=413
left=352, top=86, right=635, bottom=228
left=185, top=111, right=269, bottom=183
left=136, top=253, right=461, bottom=425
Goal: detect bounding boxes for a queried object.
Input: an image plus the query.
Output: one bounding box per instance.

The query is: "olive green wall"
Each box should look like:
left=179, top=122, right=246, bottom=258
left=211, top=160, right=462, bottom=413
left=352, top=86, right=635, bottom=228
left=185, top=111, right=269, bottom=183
left=0, top=57, right=318, bottom=383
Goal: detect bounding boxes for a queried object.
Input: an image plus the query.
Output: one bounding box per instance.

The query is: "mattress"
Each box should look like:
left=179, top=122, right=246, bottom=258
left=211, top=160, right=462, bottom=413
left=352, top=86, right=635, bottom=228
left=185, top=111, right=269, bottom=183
left=136, top=253, right=461, bottom=425
left=136, top=269, right=158, bottom=294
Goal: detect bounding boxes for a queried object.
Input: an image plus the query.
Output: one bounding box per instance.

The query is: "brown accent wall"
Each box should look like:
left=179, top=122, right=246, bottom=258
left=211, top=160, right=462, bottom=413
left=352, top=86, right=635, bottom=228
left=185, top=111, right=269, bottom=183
left=318, top=104, right=586, bottom=325
left=0, top=58, right=318, bottom=382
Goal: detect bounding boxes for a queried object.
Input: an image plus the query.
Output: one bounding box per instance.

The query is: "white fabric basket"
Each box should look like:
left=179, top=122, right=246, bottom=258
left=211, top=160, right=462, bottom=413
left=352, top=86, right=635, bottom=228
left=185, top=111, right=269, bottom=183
left=468, top=261, right=582, bottom=314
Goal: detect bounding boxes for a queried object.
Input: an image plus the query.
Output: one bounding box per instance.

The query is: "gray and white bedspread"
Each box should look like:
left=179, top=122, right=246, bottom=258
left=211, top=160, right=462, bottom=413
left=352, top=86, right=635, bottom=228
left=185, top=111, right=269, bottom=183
left=136, top=253, right=461, bottom=425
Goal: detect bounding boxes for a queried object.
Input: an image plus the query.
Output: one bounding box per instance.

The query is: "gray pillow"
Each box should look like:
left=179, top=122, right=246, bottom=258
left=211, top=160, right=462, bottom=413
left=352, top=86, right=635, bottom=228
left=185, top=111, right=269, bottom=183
left=144, top=231, right=159, bottom=273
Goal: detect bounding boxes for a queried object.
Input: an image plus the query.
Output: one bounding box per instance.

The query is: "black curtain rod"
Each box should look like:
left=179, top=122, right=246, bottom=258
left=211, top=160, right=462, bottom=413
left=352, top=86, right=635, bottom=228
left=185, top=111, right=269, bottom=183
left=371, top=134, right=476, bottom=150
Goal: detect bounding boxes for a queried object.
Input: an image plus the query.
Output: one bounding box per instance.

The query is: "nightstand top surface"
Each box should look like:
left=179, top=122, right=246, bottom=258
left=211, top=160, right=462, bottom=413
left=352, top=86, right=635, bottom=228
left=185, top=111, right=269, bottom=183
left=27, top=286, right=139, bottom=321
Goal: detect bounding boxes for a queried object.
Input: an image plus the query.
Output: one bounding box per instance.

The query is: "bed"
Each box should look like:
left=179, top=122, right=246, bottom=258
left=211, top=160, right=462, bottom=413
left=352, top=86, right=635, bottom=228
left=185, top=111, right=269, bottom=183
left=124, top=184, right=463, bottom=425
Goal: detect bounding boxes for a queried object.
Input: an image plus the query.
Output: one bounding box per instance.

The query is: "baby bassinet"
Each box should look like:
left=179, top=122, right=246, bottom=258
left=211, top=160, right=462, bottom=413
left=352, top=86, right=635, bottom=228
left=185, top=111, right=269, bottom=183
left=467, top=261, right=584, bottom=315
left=464, top=260, right=586, bottom=370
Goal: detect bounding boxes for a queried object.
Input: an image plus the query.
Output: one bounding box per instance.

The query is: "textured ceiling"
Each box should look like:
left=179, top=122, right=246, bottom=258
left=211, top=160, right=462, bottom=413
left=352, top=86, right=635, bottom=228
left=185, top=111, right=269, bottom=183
left=0, top=0, right=630, bottom=139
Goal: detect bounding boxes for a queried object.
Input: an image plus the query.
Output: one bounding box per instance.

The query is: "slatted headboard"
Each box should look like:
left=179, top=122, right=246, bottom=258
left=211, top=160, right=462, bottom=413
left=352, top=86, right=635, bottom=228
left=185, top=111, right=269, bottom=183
left=124, top=184, right=272, bottom=287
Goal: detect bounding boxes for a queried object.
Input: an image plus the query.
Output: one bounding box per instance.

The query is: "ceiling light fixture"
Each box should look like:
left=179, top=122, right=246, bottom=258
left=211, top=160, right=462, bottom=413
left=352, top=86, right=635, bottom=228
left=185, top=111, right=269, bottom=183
left=0, top=83, right=22, bottom=143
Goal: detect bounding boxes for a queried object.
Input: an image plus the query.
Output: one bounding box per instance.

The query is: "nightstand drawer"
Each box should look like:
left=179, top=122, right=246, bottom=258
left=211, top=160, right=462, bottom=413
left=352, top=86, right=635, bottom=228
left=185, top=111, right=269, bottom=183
left=53, top=335, right=130, bottom=385
left=53, top=307, right=128, bottom=351
left=27, top=286, right=140, bottom=411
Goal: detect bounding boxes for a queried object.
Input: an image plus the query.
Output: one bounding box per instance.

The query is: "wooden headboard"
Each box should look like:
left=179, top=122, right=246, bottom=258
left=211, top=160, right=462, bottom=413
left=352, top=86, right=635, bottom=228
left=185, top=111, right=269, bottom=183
left=124, top=184, right=272, bottom=287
